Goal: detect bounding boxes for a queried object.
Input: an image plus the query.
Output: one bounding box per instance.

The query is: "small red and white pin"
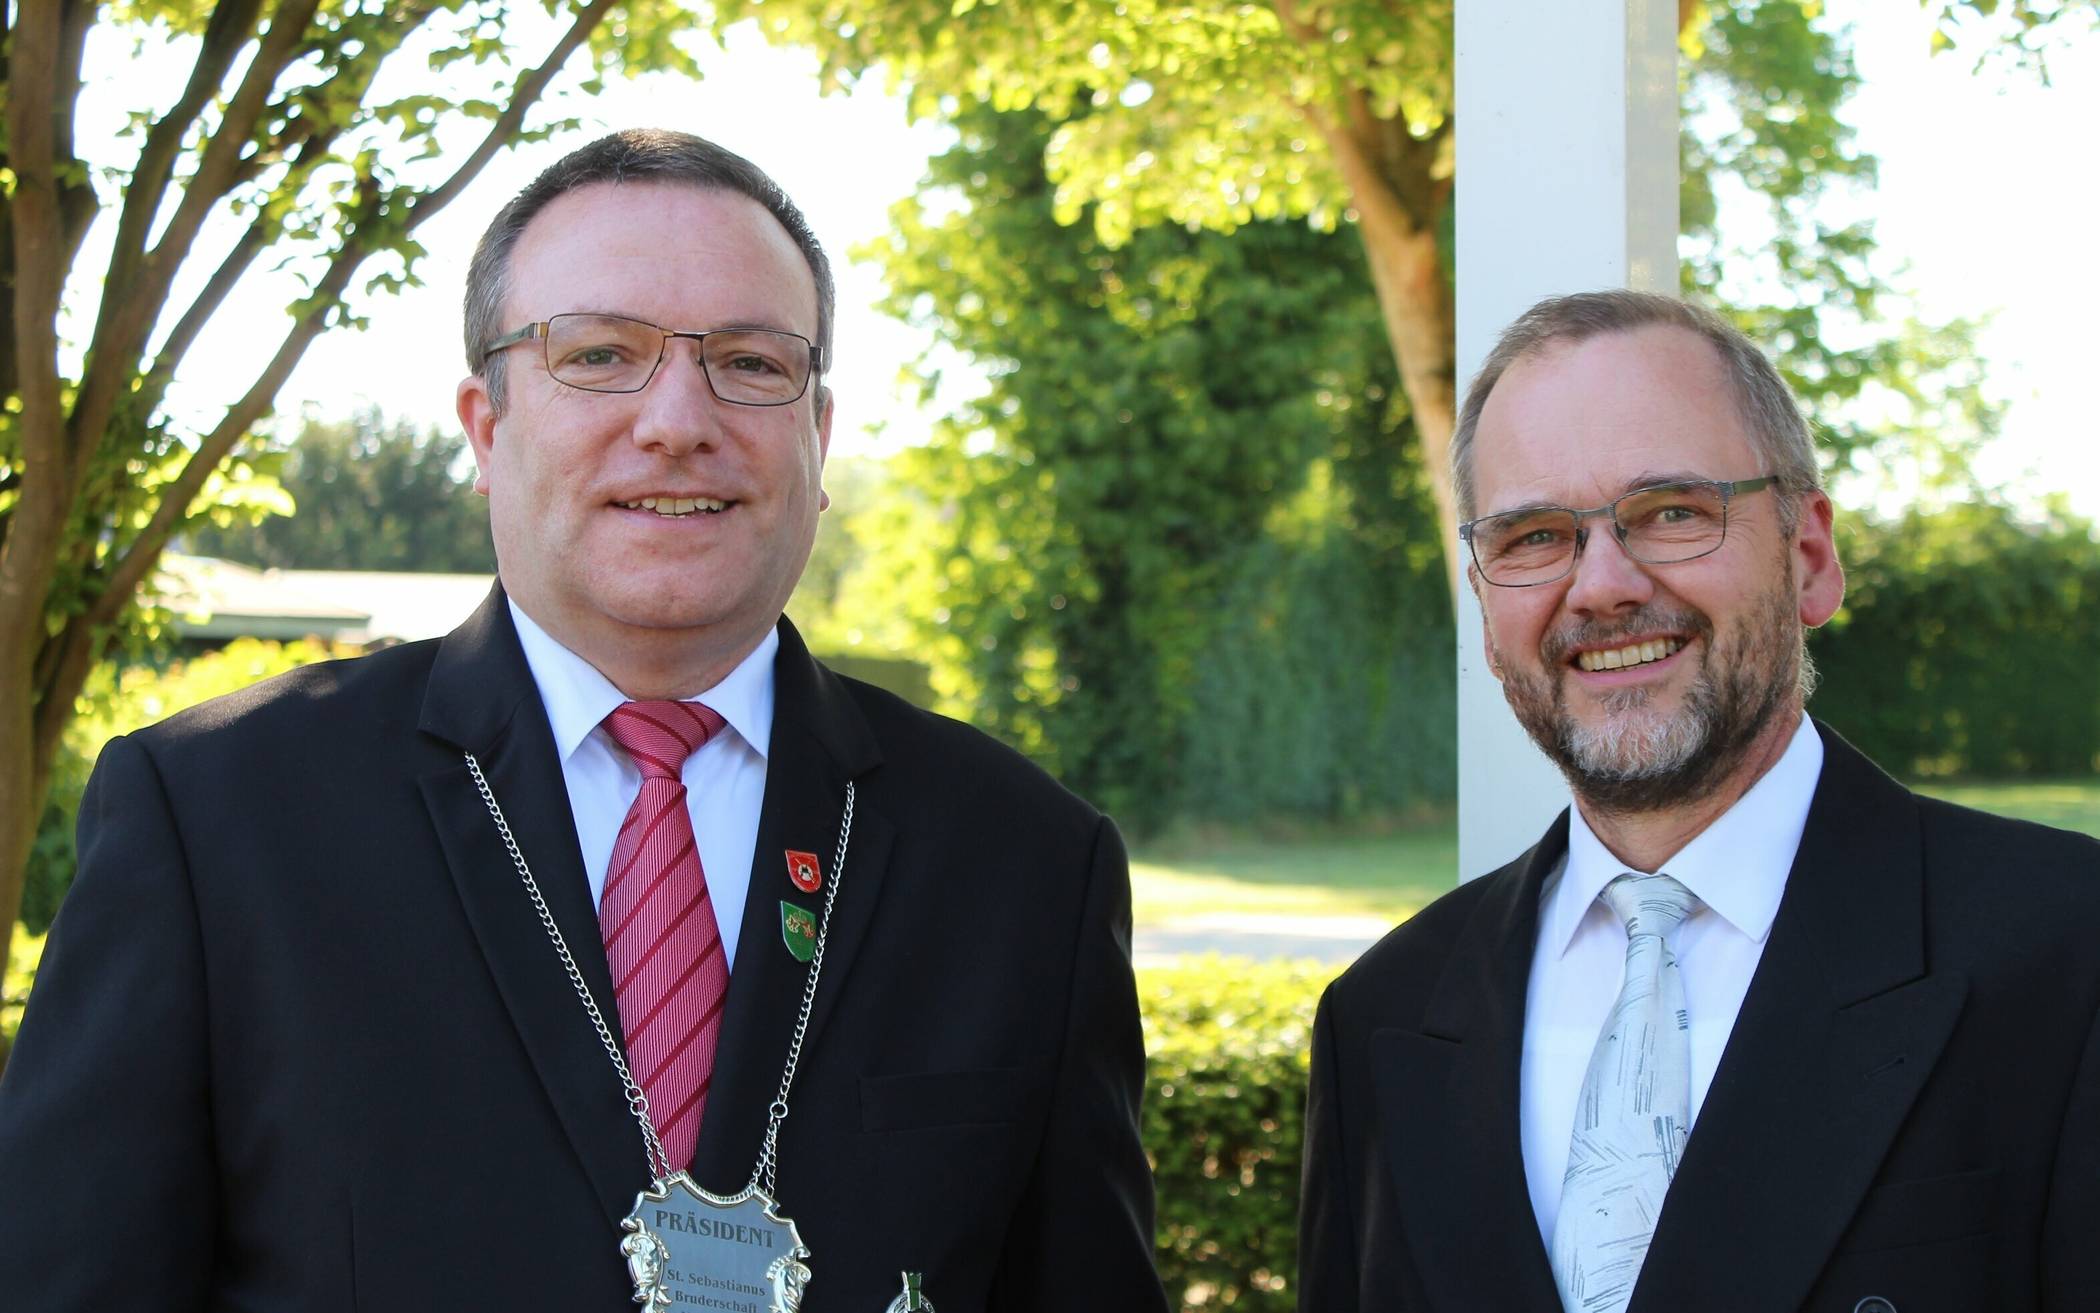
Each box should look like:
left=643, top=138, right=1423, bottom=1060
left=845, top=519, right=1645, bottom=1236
left=785, top=849, right=823, bottom=894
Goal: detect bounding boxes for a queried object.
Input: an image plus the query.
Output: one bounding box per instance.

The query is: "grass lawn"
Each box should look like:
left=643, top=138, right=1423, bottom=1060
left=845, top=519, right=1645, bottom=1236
left=1914, top=778, right=2100, bottom=837
left=1130, top=825, right=1456, bottom=929
left=1129, top=775, right=2100, bottom=929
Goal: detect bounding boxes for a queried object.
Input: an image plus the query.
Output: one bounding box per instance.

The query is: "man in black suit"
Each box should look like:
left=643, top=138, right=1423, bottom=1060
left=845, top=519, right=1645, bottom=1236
left=0, top=129, right=1168, bottom=1312
left=1297, top=290, right=2100, bottom=1313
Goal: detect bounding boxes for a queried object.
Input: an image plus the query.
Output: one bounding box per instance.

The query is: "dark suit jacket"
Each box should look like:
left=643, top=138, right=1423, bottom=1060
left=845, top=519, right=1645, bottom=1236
left=1298, top=727, right=2100, bottom=1312
left=0, top=588, right=1168, bottom=1312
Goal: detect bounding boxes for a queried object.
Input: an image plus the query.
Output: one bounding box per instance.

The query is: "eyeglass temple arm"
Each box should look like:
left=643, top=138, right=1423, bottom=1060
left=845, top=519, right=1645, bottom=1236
left=477, top=322, right=548, bottom=367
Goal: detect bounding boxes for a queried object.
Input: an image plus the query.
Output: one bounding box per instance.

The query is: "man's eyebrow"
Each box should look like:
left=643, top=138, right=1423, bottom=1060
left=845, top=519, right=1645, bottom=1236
left=1618, top=469, right=1711, bottom=492
left=1478, top=497, right=1566, bottom=519
left=551, top=310, right=801, bottom=334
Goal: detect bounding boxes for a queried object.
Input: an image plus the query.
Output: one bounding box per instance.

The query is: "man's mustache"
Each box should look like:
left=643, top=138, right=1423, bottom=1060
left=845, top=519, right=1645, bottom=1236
left=1538, top=606, right=1716, bottom=669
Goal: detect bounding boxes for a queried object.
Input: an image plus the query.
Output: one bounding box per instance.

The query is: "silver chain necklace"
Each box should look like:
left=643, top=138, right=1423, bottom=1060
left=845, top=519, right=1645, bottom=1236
left=463, top=752, right=854, bottom=1198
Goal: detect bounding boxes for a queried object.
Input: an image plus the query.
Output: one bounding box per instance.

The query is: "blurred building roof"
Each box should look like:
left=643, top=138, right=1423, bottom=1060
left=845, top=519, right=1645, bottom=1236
left=155, top=554, right=492, bottom=647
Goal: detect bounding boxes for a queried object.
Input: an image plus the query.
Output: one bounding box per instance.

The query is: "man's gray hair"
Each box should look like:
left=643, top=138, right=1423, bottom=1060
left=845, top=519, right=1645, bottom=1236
left=463, top=128, right=835, bottom=412
left=1450, top=290, right=1823, bottom=533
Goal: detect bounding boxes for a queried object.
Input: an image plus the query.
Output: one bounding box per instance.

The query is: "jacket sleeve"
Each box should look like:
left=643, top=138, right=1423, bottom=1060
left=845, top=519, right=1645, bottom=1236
left=0, top=734, right=218, bottom=1309
left=987, top=815, right=1170, bottom=1312
left=1296, top=982, right=1361, bottom=1313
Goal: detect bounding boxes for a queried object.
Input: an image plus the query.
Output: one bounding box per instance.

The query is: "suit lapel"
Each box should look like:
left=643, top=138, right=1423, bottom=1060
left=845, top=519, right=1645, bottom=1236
left=689, top=619, right=890, bottom=1196
left=1374, top=818, right=1568, bottom=1312
left=415, top=585, right=644, bottom=1227
left=1632, top=727, right=1967, bottom=1312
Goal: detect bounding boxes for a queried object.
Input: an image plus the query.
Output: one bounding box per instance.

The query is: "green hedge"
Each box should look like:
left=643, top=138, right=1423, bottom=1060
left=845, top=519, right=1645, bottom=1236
left=1180, top=533, right=1456, bottom=827
left=1811, top=502, right=2100, bottom=777
left=1143, top=958, right=1327, bottom=1311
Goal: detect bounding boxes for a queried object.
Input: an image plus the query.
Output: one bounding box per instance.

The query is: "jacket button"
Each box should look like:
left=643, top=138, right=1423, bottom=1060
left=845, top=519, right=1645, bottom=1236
left=1854, top=1300, right=1897, bottom=1313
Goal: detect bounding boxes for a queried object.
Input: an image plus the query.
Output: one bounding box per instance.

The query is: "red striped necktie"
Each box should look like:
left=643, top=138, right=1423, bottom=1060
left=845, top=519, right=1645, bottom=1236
left=599, top=699, right=731, bottom=1174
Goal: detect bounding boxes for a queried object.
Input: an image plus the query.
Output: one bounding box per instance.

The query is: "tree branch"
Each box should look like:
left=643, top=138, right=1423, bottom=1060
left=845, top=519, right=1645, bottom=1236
left=28, top=610, right=96, bottom=801
left=102, top=0, right=265, bottom=312
left=51, top=1, right=101, bottom=282
left=133, top=228, right=274, bottom=424
left=5, top=0, right=85, bottom=475
left=135, top=118, right=357, bottom=419
left=410, top=0, right=621, bottom=222
left=89, top=0, right=622, bottom=633
left=2, top=1, right=92, bottom=656
left=87, top=250, right=364, bottom=633
left=71, top=0, right=322, bottom=467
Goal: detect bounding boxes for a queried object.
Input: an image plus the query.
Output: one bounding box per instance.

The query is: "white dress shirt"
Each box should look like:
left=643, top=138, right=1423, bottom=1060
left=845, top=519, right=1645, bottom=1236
left=509, top=601, right=775, bottom=970
left=1520, top=713, right=1823, bottom=1250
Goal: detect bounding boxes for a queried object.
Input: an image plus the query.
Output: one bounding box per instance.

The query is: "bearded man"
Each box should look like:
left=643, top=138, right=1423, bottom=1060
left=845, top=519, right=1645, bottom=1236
left=1296, top=290, right=2100, bottom=1313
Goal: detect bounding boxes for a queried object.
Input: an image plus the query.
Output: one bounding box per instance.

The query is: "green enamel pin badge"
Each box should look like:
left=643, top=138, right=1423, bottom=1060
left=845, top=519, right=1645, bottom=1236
left=780, top=900, right=817, bottom=963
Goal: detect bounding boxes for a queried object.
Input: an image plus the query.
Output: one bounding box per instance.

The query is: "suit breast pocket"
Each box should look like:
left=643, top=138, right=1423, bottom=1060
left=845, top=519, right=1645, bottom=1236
left=1809, top=1167, right=2000, bottom=1313
left=858, top=1066, right=1038, bottom=1133
left=1838, top=1165, right=1999, bottom=1253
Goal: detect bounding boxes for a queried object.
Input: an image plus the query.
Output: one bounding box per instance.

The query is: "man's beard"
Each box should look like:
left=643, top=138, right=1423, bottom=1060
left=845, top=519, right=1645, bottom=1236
left=1492, top=573, right=1806, bottom=815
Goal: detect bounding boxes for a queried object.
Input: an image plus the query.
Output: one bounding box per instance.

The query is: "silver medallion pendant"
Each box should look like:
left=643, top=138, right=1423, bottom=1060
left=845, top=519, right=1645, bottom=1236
left=621, top=1173, right=812, bottom=1313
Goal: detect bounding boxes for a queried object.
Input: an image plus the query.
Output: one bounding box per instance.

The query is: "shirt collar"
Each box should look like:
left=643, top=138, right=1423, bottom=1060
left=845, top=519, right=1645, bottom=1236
left=1545, top=713, right=1823, bottom=957
left=508, top=600, right=777, bottom=763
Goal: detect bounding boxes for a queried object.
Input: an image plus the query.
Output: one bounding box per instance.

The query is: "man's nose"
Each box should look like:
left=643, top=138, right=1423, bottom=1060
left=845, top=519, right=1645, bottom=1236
left=1562, top=523, right=1656, bottom=616
left=629, top=343, right=724, bottom=455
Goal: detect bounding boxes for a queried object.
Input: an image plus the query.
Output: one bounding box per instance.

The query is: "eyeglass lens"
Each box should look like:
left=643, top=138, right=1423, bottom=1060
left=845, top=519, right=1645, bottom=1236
left=1473, top=482, right=1731, bottom=585
left=545, top=313, right=813, bottom=403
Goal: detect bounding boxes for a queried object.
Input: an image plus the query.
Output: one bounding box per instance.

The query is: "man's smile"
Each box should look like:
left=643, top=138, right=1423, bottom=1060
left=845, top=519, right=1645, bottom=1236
left=612, top=495, right=733, bottom=518
left=1571, top=635, right=1687, bottom=674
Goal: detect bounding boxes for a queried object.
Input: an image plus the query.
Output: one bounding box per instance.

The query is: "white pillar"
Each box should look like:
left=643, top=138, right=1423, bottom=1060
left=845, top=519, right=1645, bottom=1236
left=1452, top=1, right=1680, bottom=878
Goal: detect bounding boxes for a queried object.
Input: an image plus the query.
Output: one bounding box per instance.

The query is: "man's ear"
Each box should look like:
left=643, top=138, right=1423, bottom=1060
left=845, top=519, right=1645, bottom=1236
left=1792, top=491, right=1844, bottom=628
left=1468, top=567, right=1506, bottom=680
left=457, top=374, right=498, bottom=497
left=815, top=386, right=835, bottom=512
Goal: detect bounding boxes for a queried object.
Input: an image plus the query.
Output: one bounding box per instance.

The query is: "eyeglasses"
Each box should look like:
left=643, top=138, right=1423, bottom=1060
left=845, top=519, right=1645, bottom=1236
left=1459, top=476, right=1781, bottom=587
left=479, top=312, right=823, bottom=406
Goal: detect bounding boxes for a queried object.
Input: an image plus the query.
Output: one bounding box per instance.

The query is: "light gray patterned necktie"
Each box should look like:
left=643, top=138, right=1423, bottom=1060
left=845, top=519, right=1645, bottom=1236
left=1552, top=872, right=1699, bottom=1313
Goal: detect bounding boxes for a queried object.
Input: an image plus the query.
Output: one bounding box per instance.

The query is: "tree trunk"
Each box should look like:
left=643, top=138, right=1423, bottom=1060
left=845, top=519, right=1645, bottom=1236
left=1359, top=222, right=1460, bottom=598
left=1314, top=114, right=1462, bottom=598
left=0, top=655, right=34, bottom=1076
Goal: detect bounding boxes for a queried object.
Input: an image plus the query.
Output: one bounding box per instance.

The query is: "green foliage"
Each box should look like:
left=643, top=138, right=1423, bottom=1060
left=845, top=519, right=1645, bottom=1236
left=1925, top=0, right=2100, bottom=73
left=2, top=930, right=44, bottom=1052
left=1142, top=957, right=1326, bottom=1312
left=783, top=455, right=897, bottom=651
left=1811, top=501, right=2100, bottom=778
left=185, top=409, right=495, bottom=573
left=1682, top=2, right=2001, bottom=491
left=734, top=0, right=1448, bottom=243
left=1180, top=462, right=1454, bottom=825
left=859, top=107, right=1449, bottom=831
left=21, top=639, right=349, bottom=935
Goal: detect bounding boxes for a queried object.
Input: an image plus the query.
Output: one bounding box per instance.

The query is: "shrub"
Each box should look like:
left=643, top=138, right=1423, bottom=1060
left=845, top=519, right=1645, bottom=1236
left=1143, top=958, right=1329, bottom=1310
left=1812, top=502, right=2100, bottom=777
left=2, top=931, right=43, bottom=1049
